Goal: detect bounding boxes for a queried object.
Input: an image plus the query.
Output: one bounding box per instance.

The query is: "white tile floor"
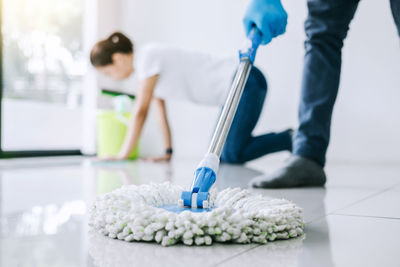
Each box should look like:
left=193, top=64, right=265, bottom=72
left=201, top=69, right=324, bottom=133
left=1, top=156, right=399, bottom=267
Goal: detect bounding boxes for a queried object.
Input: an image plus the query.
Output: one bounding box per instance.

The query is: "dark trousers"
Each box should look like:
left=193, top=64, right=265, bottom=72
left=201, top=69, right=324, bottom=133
left=220, top=67, right=292, bottom=164
left=293, top=0, right=400, bottom=166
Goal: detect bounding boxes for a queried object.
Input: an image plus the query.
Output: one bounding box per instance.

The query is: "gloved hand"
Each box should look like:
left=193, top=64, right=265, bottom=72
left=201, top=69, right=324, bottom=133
left=243, top=0, right=288, bottom=45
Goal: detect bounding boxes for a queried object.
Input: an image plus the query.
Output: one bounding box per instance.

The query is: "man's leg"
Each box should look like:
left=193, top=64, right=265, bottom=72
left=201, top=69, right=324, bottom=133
left=390, top=0, right=400, bottom=36
left=294, top=0, right=360, bottom=166
left=251, top=0, right=359, bottom=188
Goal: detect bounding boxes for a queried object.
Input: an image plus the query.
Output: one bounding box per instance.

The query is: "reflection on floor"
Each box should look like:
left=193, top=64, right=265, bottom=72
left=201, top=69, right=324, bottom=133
left=0, top=156, right=399, bottom=267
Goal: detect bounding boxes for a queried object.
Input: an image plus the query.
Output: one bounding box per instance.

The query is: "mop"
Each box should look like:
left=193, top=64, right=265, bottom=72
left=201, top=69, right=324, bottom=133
left=88, top=214, right=304, bottom=267
left=89, top=28, right=305, bottom=246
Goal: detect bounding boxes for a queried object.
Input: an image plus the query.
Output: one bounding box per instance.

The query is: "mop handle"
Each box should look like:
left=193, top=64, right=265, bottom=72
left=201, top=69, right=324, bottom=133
left=207, top=27, right=262, bottom=157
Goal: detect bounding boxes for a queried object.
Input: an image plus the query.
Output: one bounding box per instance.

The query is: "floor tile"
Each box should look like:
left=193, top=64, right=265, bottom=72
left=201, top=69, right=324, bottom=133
left=88, top=232, right=258, bottom=267
left=325, top=162, right=400, bottom=188
left=2, top=157, right=400, bottom=267
left=333, top=184, right=400, bottom=219
left=218, top=214, right=400, bottom=267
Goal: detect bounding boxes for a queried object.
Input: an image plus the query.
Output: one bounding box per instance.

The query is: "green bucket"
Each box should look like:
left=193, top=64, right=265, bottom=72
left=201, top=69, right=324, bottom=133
left=97, top=110, right=139, bottom=160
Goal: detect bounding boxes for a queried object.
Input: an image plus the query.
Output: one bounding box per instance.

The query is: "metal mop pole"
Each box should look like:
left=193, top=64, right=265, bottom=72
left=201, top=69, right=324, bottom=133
left=180, top=28, right=262, bottom=209
left=207, top=60, right=253, bottom=157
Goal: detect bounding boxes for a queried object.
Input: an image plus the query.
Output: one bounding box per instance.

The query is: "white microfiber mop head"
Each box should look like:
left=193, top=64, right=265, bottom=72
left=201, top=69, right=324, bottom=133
left=89, top=182, right=304, bottom=246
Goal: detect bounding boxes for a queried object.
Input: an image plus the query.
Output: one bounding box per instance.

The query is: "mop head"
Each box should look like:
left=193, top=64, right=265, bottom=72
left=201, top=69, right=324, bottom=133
left=89, top=182, right=304, bottom=246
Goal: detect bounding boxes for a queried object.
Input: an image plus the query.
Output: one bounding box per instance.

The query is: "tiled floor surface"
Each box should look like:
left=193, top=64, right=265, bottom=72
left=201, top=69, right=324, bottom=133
left=1, top=156, right=399, bottom=267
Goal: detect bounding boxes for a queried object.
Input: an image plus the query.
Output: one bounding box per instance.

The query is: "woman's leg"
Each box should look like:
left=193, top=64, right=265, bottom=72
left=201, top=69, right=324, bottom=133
left=391, top=0, right=400, bottom=36
left=220, top=67, right=292, bottom=164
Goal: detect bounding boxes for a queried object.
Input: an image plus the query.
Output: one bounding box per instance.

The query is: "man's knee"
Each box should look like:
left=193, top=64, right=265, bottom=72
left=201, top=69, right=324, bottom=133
left=250, top=67, right=268, bottom=92
left=305, top=0, right=358, bottom=46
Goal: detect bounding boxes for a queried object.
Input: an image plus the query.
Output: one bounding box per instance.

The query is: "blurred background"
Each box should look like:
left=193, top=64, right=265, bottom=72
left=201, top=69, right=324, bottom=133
left=1, top=0, right=399, bottom=162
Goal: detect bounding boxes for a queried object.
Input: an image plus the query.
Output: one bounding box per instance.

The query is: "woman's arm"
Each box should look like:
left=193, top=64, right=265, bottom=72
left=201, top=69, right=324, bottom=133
left=144, top=98, right=173, bottom=162
left=113, top=75, right=158, bottom=160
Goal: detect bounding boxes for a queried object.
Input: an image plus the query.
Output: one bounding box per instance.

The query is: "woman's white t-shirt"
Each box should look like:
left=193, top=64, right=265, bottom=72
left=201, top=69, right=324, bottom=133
left=134, top=44, right=237, bottom=107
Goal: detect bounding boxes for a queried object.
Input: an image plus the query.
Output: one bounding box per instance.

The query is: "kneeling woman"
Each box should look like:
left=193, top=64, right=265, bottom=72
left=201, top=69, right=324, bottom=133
left=91, top=32, right=292, bottom=163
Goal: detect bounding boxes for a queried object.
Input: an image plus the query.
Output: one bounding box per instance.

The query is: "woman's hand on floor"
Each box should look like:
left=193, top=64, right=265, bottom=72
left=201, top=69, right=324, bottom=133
left=96, top=155, right=127, bottom=162
left=141, top=154, right=171, bottom=162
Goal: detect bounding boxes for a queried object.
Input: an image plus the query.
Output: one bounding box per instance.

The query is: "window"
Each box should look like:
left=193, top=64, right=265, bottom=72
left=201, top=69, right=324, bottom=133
left=1, top=0, right=85, bottom=154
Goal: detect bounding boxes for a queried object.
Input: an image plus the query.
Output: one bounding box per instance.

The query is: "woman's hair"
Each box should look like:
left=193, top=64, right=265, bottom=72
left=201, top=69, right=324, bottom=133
left=90, top=32, right=134, bottom=67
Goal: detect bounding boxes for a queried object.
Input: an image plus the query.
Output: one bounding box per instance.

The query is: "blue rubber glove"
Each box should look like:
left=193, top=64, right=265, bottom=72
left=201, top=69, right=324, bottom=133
left=243, top=0, right=288, bottom=45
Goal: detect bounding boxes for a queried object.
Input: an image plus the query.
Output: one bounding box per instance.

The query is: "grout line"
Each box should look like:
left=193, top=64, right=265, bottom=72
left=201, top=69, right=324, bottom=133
left=305, top=213, right=330, bottom=224
left=327, top=184, right=400, bottom=215
left=303, top=183, right=400, bottom=226
left=331, top=213, right=400, bottom=221
left=212, top=244, right=263, bottom=267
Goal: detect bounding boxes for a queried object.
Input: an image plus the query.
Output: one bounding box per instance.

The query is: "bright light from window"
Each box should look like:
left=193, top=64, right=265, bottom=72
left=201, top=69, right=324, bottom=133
left=2, top=0, right=85, bottom=105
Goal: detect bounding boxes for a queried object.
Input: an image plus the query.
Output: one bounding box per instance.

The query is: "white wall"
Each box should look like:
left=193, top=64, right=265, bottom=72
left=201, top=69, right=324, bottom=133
left=2, top=99, right=83, bottom=150
left=114, top=0, right=400, bottom=163
left=331, top=1, right=400, bottom=163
